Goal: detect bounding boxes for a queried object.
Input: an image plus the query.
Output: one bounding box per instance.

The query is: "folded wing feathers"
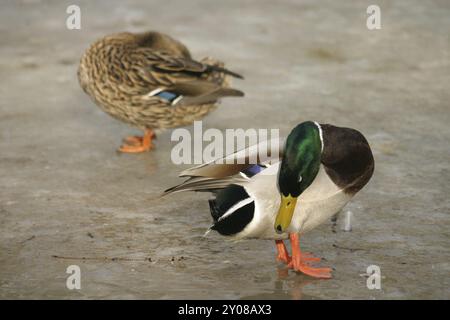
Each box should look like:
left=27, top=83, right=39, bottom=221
left=152, top=53, right=243, bottom=79
left=162, top=176, right=247, bottom=195
left=174, top=86, right=244, bottom=107
left=179, top=138, right=284, bottom=178
left=205, top=64, right=244, bottom=79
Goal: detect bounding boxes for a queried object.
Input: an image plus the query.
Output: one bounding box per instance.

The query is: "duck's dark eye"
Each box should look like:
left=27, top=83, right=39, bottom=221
left=287, top=201, right=291, bottom=206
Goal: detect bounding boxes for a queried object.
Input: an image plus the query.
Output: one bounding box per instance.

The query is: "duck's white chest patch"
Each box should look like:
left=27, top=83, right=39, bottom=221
left=291, top=165, right=352, bottom=233
left=239, top=164, right=352, bottom=239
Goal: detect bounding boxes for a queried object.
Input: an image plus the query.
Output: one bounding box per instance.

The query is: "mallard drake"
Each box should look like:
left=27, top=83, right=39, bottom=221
left=164, top=121, right=374, bottom=278
left=78, top=31, right=244, bottom=153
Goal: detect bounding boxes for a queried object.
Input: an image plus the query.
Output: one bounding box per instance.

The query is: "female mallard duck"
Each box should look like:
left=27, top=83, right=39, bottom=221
left=164, top=121, right=374, bottom=278
left=78, top=31, right=244, bottom=153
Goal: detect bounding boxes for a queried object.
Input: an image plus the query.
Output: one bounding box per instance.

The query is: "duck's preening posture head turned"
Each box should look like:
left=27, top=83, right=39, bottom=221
left=275, top=121, right=323, bottom=234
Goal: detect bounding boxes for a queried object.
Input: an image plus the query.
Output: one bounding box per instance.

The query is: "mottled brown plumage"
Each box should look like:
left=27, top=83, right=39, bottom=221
left=78, top=31, right=244, bottom=152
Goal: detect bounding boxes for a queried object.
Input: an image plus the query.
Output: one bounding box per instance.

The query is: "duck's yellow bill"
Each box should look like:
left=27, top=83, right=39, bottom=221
left=274, top=195, right=298, bottom=234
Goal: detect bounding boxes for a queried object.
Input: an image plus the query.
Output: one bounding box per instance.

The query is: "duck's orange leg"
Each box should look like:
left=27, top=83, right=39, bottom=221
left=275, top=240, right=320, bottom=265
left=119, top=129, right=155, bottom=153
left=287, top=233, right=332, bottom=279
left=275, top=240, right=291, bottom=264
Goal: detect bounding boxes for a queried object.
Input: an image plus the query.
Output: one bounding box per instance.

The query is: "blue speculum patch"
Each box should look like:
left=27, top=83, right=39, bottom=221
left=155, top=91, right=178, bottom=102
left=242, top=164, right=266, bottom=177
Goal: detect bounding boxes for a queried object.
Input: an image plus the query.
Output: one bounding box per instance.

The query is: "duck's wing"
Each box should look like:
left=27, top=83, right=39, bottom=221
left=162, top=80, right=243, bottom=106
left=128, top=49, right=244, bottom=105
left=147, top=51, right=243, bottom=79
left=163, top=138, right=284, bottom=195
left=179, top=137, right=283, bottom=178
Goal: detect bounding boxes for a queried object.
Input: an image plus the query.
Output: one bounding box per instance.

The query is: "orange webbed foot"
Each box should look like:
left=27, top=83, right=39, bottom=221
left=119, top=129, right=155, bottom=153
left=119, top=144, right=153, bottom=153
left=123, top=135, right=143, bottom=146
left=301, top=252, right=322, bottom=263
left=287, top=233, right=332, bottom=279
left=289, top=258, right=333, bottom=279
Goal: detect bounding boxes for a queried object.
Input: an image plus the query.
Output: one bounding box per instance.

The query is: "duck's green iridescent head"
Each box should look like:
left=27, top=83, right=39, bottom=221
left=274, top=121, right=323, bottom=234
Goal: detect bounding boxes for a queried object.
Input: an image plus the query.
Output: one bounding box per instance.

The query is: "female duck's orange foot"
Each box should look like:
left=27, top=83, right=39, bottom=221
left=288, top=257, right=332, bottom=279
left=123, top=135, right=144, bottom=146
left=119, top=129, right=155, bottom=153
left=119, top=143, right=152, bottom=153
left=275, top=240, right=291, bottom=264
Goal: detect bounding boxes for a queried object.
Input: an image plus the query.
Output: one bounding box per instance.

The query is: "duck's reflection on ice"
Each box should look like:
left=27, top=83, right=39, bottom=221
left=275, top=267, right=316, bottom=300
left=241, top=266, right=319, bottom=300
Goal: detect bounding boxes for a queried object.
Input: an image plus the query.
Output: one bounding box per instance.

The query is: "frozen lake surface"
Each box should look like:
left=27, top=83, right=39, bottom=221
left=0, top=0, right=449, bottom=299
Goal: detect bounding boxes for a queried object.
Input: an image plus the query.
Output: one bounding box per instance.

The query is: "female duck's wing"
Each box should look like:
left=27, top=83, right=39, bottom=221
left=131, top=31, right=242, bottom=80
left=163, top=138, right=284, bottom=195
left=128, top=49, right=244, bottom=105
left=147, top=51, right=243, bottom=79
left=162, top=80, right=243, bottom=106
